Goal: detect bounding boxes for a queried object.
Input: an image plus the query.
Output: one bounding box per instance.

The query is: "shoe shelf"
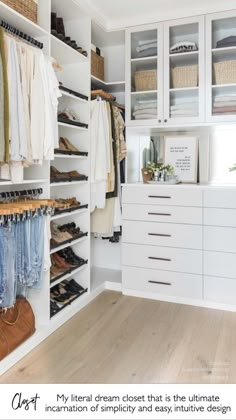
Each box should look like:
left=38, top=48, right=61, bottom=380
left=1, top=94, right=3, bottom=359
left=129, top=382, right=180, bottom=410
left=50, top=233, right=88, bottom=254
left=50, top=180, right=88, bottom=187
left=51, top=34, right=88, bottom=66
left=54, top=154, right=88, bottom=159
left=51, top=205, right=88, bottom=221
left=50, top=287, right=88, bottom=319
left=58, top=122, right=88, bottom=131
left=60, top=90, right=89, bottom=103
left=50, top=262, right=88, bottom=288
left=0, top=179, right=48, bottom=186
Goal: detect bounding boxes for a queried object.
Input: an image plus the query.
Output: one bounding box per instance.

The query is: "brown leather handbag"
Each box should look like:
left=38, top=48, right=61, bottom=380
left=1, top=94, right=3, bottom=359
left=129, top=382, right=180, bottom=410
left=0, top=297, right=36, bottom=361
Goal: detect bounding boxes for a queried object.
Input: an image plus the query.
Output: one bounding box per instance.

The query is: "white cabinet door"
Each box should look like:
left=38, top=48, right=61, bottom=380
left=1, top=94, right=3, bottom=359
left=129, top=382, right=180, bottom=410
left=163, top=15, right=205, bottom=125
left=125, top=23, right=164, bottom=127
left=206, top=10, right=236, bottom=123
left=204, top=276, right=236, bottom=305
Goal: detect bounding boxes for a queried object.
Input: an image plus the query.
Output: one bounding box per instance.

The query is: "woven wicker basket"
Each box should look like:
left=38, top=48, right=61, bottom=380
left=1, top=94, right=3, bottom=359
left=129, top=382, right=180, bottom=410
left=91, top=50, right=104, bottom=81
left=213, top=60, right=236, bottom=85
left=171, top=64, right=198, bottom=88
left=134, top=69, right=157, bottom=91
left=2, top=0, right=38, bottom=24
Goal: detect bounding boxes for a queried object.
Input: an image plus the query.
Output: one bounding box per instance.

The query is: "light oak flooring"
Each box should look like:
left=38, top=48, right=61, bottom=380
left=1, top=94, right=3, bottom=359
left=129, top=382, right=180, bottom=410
left=1, top=291, right=236, bottom=384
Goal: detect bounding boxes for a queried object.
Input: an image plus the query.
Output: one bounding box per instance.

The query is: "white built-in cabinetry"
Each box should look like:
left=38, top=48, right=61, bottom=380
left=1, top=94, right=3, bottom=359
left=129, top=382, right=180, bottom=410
left=126, top=10, right=236, bottom=126
left=122, top=184, right=236, bottom=311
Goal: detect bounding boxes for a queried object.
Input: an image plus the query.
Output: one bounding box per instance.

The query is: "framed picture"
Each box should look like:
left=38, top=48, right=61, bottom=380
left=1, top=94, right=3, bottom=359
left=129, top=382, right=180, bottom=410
left=164, top=135, right=199, bottom=183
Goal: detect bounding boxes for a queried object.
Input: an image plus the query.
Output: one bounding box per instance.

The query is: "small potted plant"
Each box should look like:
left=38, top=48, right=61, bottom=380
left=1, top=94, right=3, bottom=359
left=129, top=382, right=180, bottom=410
left=229, top=163, right=236, bottom=172
left=141, top=162, right=156, bottom=183
left=141, top=162, right=175, bottom=183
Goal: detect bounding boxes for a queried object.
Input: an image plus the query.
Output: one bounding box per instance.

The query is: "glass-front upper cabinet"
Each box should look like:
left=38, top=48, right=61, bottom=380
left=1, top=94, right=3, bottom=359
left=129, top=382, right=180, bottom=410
left=206, top=10, right=236, bottom=122
left=164, top=15, right=205, bottom=125
left=126, top=24, right=163, bottom=126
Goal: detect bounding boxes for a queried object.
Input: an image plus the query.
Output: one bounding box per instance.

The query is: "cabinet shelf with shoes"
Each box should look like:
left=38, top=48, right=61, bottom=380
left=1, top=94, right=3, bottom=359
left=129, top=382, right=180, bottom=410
left=50, top=279, right=88, bottom=318
left=50, top=220, right=88, bottom=251
left=54, top=137, right=89, bottom=157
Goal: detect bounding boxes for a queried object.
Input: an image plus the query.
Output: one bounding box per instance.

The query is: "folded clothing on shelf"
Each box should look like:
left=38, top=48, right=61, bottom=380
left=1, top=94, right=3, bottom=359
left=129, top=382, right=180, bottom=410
left=212, top=94, right=236, bottom=114
left=170, top=100, right=198, bottom=117
left=216, top=36, right=236, bottom=48
left=170, top=41, right=198, bottom=54
left=133, top=99, right=157, bottom=119
left=135, top=38, right=158, bottom=57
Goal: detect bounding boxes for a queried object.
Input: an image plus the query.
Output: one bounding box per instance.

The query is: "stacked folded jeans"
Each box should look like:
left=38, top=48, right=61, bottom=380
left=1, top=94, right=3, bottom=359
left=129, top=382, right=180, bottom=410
left=170, top=41, right=198, bottom=54
left=132, top=99, right=157, bottom=120
left=216, top=36, right=236, bottom=48
left=136, top=39, right=157, bottom=58
left=212, top=94, right=236, bottom=114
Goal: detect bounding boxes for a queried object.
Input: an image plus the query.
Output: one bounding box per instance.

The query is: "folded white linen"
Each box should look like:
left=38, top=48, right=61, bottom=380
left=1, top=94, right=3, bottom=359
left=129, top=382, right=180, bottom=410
left=170, top=110, right=198, bottom=116
left=214, top=96, right=236, bottom=102
left=138, top=39, right=157, bottom=46
left=136, top=42, right=157, bottom=53
left=170, top=103, right=198, bottom=111
left=133, top=108, right=157, bottom=116
left=134, top=102, right=158, bottom=111
left=136, top=99, right=157, bottom=104
left=213, top=101, right=236, bottom=107
left=134, top=113, right=157, bottom=119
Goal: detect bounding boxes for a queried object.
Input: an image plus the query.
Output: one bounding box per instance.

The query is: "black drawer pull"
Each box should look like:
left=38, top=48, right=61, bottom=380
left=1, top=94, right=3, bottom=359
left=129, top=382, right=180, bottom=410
left=148, top=212, right=171, bottom=216
left=148, top=233, right=171, bottom=237
left=148, top=280, right=172, bottom=286
left=148, top=195, right=171, bottom=199
left=148, top=257, right=171, bottom=262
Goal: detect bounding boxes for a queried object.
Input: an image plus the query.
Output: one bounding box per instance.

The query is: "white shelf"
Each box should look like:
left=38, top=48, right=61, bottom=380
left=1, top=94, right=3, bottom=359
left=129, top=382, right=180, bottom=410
left=212, top=46, right=236, bottom=53
left=54, top=154, right=88, bottom=159
left=50, top=235, right=88, bottom=254
left=0, top=179, right=48, bottom=186
left=212, top=83, right=236, bottom=89
left=131, top=55, right=158, bottom=62
left=51, top=207, right=88, bottom=221
left=50, top=180, right=88, bottom=187
left=50, top=264, right=88, bottom=288
left=60, top=91, right=88, bottom=103
left=58, top=122, right=88, bottom=131
left=51, top=35, right=88, bottom=65
left=131, top=90, right=158, bottom=95
left=91, top=75, right=125, bottom=92
left=0, top=2, right=49, bottom=38
left=169, top=51, right=199, bottom=58
left=170, top=87, right=199, bottom=92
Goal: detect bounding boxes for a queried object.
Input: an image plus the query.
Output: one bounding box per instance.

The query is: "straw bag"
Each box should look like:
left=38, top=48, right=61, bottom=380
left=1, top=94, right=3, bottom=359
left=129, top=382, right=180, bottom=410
left=213, top=60, right=236, bottom=85
left=0, top=297, right=35, bottom=361
left=134, top=69, right=157, bottom=91
left=171, top=64, right=198, bottom=88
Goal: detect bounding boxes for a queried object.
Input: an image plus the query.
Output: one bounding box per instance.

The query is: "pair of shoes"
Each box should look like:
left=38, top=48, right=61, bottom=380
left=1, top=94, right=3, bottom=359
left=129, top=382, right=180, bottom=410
left=58, top=109, right=80, bottom=123
left=50, top=166, right=87, bottom=183
left=56, top=137, right=79, bottom=153
left=58, top=247, right=86, bottom=266
left=50, top=299, right=60, bottom=316
left=61, top=279, right=86, bottom=295
left=53, top=197, right=82, bottom=213
left=50, top=222, right=73, bottom=247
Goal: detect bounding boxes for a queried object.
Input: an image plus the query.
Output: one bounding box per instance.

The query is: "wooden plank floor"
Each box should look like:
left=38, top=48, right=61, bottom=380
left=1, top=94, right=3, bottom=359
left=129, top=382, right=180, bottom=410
left=1, top=290, right=236, bottom=384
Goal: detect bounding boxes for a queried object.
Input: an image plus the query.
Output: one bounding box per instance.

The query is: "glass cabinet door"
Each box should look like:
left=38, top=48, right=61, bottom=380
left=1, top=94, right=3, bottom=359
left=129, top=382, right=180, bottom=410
left=126, top=24, right=163, bottom=125
left=164, top=16, right=205, bottom=124
left=206, top=11, right=236, bottom=122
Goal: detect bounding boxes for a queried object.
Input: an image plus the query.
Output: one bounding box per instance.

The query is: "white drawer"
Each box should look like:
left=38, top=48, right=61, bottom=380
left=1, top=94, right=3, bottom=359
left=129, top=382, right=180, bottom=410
left=123, top=220, right=202, bottom=249
left=204, top=208, right=236, bottom=227
left=122, top=243, right=202, bottom=274
left=204, top=251, right=236, bottom=279
left=123, top=204, right=202, bottom=225
left=204, top=226, right=236, bottom=253
left=123, top=266, right=202, bottom=299
left=122, top=186, right=202, bottom=207
left=204, top=189, right=236, bottom=209
left=204, top=276, right=236, bottom=305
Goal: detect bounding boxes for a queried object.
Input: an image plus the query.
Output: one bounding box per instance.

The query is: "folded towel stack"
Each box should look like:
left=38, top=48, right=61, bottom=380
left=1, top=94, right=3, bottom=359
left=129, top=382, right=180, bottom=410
left=170, top=41, right=198, bottom=54
left=213, top=94, right=236, bottom=114
left=170, top=100, right=198, bottom=117
left=136, top=39, right=158, bottom=58
left=133, top=99, right=157, bottom=120
left=216, top=36, right=236, bottom=49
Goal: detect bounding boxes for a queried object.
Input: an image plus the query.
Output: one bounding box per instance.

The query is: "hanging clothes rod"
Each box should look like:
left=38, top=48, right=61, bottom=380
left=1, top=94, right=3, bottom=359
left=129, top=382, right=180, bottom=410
left=0, top=20, right=43, bottom=49
left=0, top=188, right=43, bottom=200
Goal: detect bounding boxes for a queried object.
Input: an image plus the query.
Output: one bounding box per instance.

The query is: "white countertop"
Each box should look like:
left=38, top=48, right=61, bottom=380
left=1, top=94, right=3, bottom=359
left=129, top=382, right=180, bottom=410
left=122, top=182, right=236, bottom=189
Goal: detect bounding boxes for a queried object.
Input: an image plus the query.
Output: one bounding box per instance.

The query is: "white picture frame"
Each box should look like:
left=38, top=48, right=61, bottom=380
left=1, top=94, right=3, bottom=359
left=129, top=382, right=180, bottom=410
left=164, top=136, right=199, bottom=183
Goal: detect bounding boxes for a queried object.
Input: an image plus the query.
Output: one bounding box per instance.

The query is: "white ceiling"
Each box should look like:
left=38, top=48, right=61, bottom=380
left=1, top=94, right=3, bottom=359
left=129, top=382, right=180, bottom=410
left=78, top=0, right=236, bottom=31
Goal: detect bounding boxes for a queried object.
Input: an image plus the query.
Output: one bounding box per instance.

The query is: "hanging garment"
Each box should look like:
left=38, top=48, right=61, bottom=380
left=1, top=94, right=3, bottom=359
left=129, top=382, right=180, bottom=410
left=91, top=198, right=115, bottom=235
left=90, top=99, right=111, bottom=211
left=0, top=52, right=4, bottom=162
left=0, top=28, right=9, bottom=163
